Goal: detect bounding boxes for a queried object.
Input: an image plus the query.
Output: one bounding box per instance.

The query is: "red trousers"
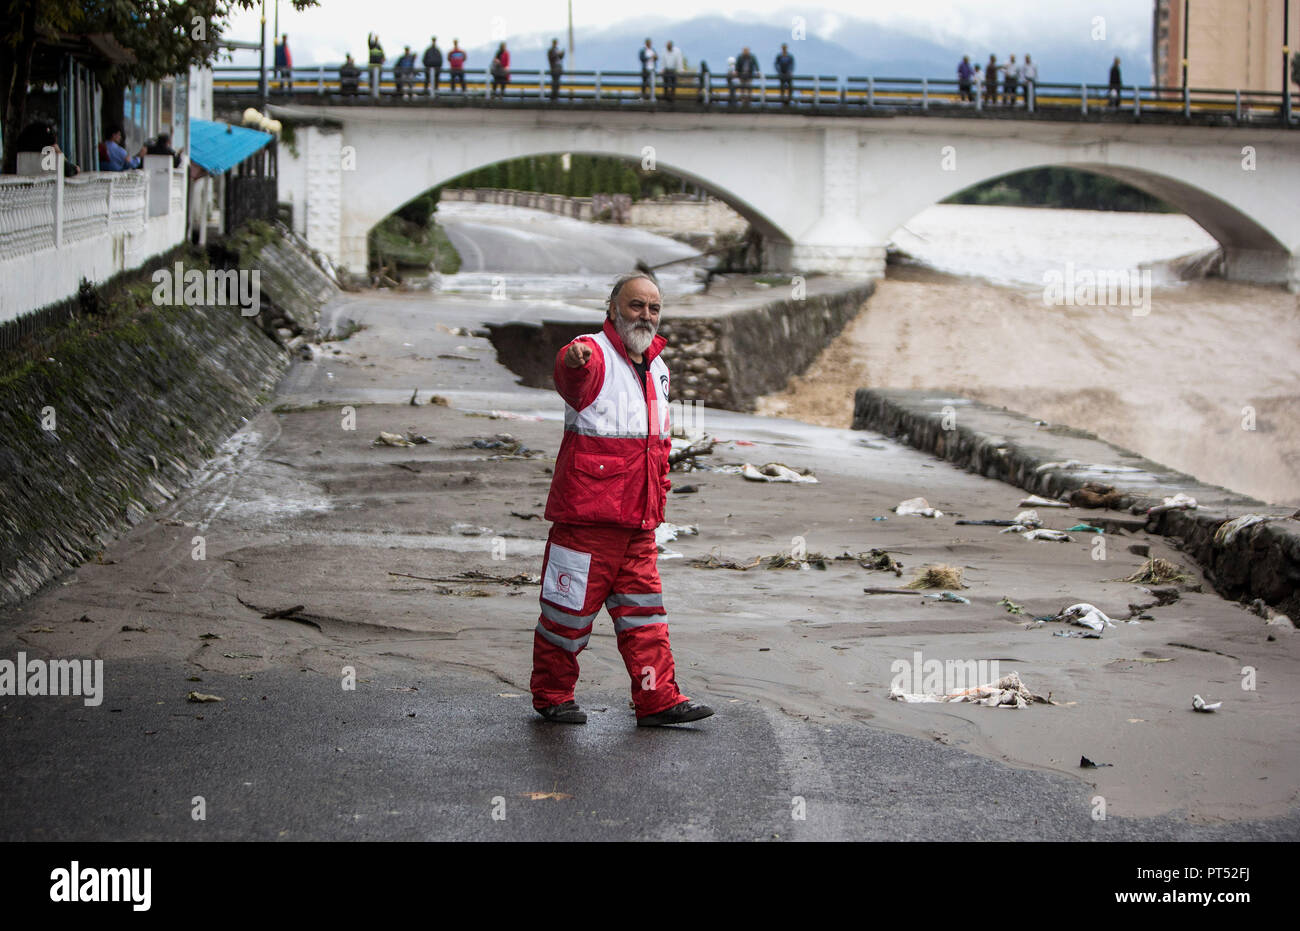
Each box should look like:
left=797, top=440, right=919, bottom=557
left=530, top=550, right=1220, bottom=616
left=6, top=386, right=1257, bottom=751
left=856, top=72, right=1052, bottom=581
left=530, top=522, right=686, bottom=717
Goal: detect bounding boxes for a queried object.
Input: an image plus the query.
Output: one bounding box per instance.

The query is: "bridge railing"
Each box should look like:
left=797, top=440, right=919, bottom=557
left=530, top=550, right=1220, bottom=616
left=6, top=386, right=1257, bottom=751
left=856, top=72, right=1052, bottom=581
left=217, top=65, right=1295, bottom=125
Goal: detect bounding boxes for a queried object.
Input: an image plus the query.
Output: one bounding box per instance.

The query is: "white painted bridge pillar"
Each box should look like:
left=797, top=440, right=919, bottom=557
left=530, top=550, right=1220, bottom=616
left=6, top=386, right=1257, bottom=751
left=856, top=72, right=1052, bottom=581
left=788, top=127, right=886, bottom=278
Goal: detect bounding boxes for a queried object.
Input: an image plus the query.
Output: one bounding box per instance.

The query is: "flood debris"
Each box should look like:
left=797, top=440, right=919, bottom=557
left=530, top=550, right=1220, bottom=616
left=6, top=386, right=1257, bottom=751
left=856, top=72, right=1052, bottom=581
left=1079, top=755, right=1113, bottom=768
left=655, top=522, right=699, bottom=556
left=741, top=462, right=817, bottom=483
left=858, top=549, right=904, bottom=576
left=1213, top=514, right=1286, bottom=546
left=1019, top=529, right=1072, bottom=542
left=388, top=569, right=539, bottom=586
left=895, top=497, right=942, bottom=518
left=1049, top=603, right=1115, bottom=631
left=923, top=591, right=970, bottom=603
left=669, top=436, right=715, bottom=471
left=904, top=564, right=966, bottom=590
left=672, top=484, right=700, bottom=494
left=187, top=691, right=223, bottom=703
left=1119, top=557, right=1190, bottom=585
left=689, top=551, right=762, bottom=571
left=1147, top=492, right=1198, bottom=515
left=1068, top=482, right=1125, bottom=509
left=374, top=431, right=416, bottom=447
left=1068, top=523, right=1105, bottom=534
left=459, top=434, right=540, bottom=459
left=1020, top=494, right=1069, bottom=508
left=890, top=671, right=1053, bottom=708
left=1192, top=694, right=1222, bottom=713
left=998, top=597, right=1026, bottom=615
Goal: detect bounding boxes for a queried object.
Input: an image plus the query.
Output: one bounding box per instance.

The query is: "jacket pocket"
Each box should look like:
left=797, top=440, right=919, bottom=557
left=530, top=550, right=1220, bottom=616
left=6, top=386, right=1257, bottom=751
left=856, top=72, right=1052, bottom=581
left=572, top=452, right=627, bottom=523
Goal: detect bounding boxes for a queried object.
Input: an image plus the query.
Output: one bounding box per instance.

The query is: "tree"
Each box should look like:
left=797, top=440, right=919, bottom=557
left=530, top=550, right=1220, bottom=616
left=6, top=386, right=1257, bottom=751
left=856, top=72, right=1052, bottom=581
left=2, top=0, right=318, bottom=172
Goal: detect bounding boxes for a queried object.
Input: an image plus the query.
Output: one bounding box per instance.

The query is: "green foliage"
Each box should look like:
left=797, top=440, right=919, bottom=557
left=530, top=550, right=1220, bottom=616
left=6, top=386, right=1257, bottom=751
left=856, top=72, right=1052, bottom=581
left=944, top=167, right=1174, bottom=212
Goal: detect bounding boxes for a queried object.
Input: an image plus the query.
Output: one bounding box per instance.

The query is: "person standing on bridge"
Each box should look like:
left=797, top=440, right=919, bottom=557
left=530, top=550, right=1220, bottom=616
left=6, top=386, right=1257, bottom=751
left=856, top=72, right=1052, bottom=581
left=274, top=33, right=292, bottom=92
left=1003, top=53, right=1021, bottom=106
left=367, top=33, right=385, bottom=96
left=661, top=41, right=684, bottom=103
left=957, top=55, right=974, bottom=102
left=339, top=53, right=360, bottom=95
left=396, top=46, right=417, bottom=98
left=490, top=42, right=511, bottom=98
left=735, top=47, right=759, bottom=105
left=639, top=38, right=658, bottom=100
left=423, top=37, right=442, bottom=96
left=1108, top=56, right=1123, bottom=109
left=1021, top=54, right=1037, bottom=107
left=548, top=39, right=565, bottom=100
left=530, top=273, right=715, bottom=728
left=774, top=43, right=795, bottom=104
left=448, top=40, right=467, bottom=92
left=984, top=54, right=999, bottom=105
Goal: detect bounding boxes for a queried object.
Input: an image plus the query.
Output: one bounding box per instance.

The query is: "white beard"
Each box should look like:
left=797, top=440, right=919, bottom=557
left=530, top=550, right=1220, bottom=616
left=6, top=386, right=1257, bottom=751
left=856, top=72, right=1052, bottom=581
left=614, top=314, right=656, bottom=356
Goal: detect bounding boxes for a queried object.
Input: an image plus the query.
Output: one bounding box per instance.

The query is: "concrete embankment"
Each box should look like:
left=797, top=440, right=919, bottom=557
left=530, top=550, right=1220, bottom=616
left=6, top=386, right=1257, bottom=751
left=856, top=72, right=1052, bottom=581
left=0, top=227, right=338, bottom=608
left=853, top=388, right=1300, bottom=620
left=487, top=278, right=875, bottom=411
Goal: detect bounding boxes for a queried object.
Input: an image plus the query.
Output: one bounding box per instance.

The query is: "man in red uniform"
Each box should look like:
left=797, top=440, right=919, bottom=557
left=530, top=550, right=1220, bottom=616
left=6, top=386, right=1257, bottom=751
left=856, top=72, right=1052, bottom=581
left=530, top=273, right=714, bottom=727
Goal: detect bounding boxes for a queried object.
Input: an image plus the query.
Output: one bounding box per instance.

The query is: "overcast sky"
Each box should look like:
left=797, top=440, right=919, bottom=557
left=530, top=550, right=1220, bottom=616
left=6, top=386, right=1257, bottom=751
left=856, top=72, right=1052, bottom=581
left=226, top=0, right=1150, bottom=66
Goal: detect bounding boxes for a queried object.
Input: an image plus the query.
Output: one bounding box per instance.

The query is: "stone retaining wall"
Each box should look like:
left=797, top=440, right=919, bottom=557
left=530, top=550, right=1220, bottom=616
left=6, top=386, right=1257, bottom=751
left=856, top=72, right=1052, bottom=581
left=486, top=281, right=874, bottom=411
left=853, top=387, right=1300, bottom=619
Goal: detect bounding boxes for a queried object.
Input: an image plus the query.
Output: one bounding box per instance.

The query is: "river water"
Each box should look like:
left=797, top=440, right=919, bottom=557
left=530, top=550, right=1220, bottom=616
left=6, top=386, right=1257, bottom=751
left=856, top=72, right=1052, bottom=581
left=781, top=204, right=1300, bottom=507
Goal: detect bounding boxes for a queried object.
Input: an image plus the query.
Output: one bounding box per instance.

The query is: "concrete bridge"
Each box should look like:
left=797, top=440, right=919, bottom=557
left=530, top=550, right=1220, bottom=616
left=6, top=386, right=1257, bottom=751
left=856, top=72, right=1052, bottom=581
left=267, top=104, right=1300, bottom=289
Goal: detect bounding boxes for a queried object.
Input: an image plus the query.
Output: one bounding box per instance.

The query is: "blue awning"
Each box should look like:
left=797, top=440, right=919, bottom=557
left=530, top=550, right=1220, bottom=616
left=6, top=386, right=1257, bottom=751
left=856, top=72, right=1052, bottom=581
left=189, top=118, right=273, bottom=175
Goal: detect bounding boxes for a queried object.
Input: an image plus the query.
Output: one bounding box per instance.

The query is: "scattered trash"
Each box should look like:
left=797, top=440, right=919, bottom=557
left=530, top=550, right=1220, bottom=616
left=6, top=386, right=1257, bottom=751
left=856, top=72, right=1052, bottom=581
left=120, top=624, right=150, bottom=632
left=437, top=353, right=478, bottom=362
left=1020, top=529, right=1072, bottom=542
left=429, top=395, right=450, bottom=406
left=863, top=586, right=920, bottom=595
left=673, top=484, right=700, bottom=494
left=1068, top=523, right=1105, bottom=534
left=1079, top=756, right=1113, bottom=768
left=388, top=570, right=540, bottom=585
left=1019, top=494, right=1069, bottom=508
left=889, top=671, right=1053, bottom=709
left=1118, top=557, right=1190, bottom=585
left=374, top=431, right=415, bottom=447
left=1049, top=603, right=1115, bottom=631
left=520, top=788, right=574, bottom=801
left=187, top=691, right=223, bottom=703
left=405, top=432, right=431, bottom=445
left=766, top=552, right=830, bottom=570
left=997, top=510, right=1048, bottom=533
left=1213, top=514, right=1282, bottom=546
left=895, top=497, right=942, bottom=518
left=655, top=522, right=699, bottom=551
left=462, top=434, right=539, bottom=458
left=510, top=511, right=543, bottom=520
left=669, top=436, right=716, bottom=471
left=957, top=519, right=1020, bottom=527
left=451, top=522, right=494, bottom=535
left=923, top=591, right=970, bottom=603
left=903, top=564, right=966, bottom=590
left=1192, top=694, right=1222, bottom=713
left=1068, top=482, right=1124, bottom=509
left=871, top=516, right=888, bottom=521
left=1053, top=630, right=1101, bottom=639
left=998, top=597, right=1025, bottom=615
left=1148, top=493, right=1198, bottom=515
left=742, top=462, right=818, bottom=483
left=26, top=626, right=53, bottom=633
left=858, top=549, right=904, bottom=576
left=199, top=633, right=221, bottom=640
left=689, top=552, right=762, bottom=570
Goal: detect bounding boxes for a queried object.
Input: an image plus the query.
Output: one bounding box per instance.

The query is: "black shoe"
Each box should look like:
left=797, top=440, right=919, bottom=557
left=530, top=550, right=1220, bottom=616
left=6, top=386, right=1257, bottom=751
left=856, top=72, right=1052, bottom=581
left=636, top=699, right=714, bottom=727
left=536, top=700, right=587, bottom=724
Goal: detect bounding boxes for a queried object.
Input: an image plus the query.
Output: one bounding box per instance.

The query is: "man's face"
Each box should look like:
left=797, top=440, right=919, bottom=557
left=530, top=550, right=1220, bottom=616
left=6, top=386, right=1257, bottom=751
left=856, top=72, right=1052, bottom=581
left=610, top=279, right=661, bottom=356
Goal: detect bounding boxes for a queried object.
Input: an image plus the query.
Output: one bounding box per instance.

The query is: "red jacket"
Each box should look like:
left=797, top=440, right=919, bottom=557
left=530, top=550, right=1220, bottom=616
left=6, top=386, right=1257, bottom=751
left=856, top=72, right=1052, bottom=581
left=544, top=317, right=672, bottom=530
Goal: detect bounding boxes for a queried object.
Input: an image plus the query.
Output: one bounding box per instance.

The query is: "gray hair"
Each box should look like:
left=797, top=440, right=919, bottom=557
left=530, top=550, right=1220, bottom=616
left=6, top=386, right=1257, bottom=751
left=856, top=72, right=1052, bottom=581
left=607, top=272, right=659, bottom=313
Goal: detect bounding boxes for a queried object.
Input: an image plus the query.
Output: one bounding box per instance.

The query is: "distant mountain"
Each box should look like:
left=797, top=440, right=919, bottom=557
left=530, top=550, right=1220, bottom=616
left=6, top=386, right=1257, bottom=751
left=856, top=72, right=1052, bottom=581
left=243, top=8, right=1150, bottom=86
left=465, top=11, right=1148, bottom=85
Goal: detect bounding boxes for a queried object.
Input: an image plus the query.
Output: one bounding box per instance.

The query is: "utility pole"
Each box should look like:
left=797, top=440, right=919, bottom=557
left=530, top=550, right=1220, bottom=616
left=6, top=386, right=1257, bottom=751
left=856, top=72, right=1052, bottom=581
left=567, top=0, right=575, bottom=68
left=1284, top=0, right=1292, bottom=126
left=1181, top=0, right=1189, bottom=90
left=259, top=0, right=268, bottom=107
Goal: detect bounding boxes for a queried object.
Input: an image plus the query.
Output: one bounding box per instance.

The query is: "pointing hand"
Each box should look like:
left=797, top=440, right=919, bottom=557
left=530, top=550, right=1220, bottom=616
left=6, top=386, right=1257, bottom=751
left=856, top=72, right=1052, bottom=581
left=564, top=340, right=593, bottom=368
